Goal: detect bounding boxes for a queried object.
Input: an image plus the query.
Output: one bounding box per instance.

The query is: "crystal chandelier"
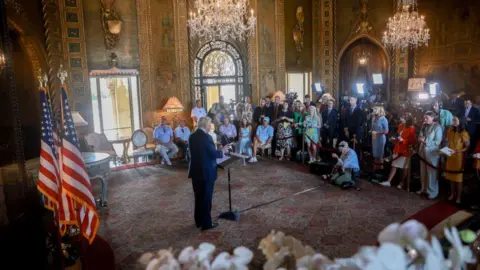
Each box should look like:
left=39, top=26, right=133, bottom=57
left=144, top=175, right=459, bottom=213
left=382, top=0, right=430, bottom=49
left=357, top=50, right=370, bottom=66
left=188, top=0, right=256, bottom=42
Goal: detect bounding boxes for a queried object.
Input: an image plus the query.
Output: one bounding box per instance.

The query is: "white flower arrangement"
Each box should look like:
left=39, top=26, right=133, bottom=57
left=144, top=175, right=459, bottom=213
left=139, top=221, right=476, bottom=270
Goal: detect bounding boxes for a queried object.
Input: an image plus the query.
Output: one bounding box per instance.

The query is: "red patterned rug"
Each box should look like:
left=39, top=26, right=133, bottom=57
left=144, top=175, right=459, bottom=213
left=93, top=160, right=436, bottom=270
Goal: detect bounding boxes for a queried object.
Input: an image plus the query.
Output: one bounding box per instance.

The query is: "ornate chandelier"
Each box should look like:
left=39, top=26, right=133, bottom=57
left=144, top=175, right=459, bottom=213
left=357, top=50, right=370, bottom=66
left=382, top=0, right=430, bottom=49
left=188, top=0, right=256, bottom=42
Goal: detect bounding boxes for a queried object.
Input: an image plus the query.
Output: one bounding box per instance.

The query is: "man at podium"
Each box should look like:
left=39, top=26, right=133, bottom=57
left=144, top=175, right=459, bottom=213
left=188, top=116, right=227, bottom=231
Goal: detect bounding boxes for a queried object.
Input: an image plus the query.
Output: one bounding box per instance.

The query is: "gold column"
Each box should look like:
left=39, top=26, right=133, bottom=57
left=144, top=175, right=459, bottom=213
left=248, top=0, right=259, bottom=103
left=173, top=0, right=190, bottom=105
left=136, top=0, right=154, bottom=126
left=58, top=0, right=91, bottom=126
left=275, top=0, right=285, bottom=92
left=320, top=0, right=334, bottom=95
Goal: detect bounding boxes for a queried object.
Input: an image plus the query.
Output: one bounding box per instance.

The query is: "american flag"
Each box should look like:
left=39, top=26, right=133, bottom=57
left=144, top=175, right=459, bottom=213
left=59, top=86, right=99, bottom=243
left=37, top=89, right=60, bottom=211
left=37, top=89, right=77, bottom=234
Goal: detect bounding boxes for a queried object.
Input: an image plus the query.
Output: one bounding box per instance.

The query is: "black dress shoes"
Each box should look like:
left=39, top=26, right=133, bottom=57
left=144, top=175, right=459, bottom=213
left=201, top=222, right=219, bottom=231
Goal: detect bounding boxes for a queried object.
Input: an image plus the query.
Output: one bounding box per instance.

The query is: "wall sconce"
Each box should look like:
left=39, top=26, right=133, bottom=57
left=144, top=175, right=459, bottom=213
left=0, top=49, right=5, bottom=73
left=100, top=0, right=122, bottom=50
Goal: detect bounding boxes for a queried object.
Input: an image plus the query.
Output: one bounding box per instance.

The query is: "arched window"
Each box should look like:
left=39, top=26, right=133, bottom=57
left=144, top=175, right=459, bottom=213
left=194, top=41, right=245, bottom=110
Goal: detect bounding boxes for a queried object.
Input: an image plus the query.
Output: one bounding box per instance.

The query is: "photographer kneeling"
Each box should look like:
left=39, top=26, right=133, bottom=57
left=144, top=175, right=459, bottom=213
left=331, top=141, right=360, bottom=190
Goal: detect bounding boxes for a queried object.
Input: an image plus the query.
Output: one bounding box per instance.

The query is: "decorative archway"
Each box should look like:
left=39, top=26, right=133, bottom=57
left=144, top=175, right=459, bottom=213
left=193, top=40, right=246, bottom=108
left=336, top=33, right=391, bottom=101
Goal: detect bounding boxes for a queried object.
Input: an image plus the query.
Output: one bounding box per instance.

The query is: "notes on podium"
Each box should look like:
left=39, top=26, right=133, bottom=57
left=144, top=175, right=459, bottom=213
left=216, top=152, right=246, bottom=169
left=216, top=155, right=231, bottom=165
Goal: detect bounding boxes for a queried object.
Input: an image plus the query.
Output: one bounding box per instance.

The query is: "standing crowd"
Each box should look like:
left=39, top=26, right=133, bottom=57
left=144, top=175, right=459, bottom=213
left=152, top=91, right=480, bottom=204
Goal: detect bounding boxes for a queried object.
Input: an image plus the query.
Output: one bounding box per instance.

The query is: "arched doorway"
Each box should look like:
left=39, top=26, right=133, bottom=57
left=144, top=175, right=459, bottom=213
left=194, top=40, right=245, bottom=110
left=338, top=36, right=390, bottom=102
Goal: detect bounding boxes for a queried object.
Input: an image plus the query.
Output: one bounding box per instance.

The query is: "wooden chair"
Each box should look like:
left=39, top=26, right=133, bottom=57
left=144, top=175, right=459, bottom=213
left=130, top=130, right=155, bottom=167
left=257, top=143, right=272, bottom=159
left=84, top=133, right=118, bottom=164
left=142, top=127, right=156, bottom=151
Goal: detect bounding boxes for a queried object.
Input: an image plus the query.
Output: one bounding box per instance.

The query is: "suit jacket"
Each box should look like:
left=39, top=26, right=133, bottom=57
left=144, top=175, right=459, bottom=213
left=264, top=105, right=274, bottom=120
left=451, top=98, right=466, bottom=118
left=344, top=106, right=365, bottom=139
left=271, top=103, right=282, bottom=122
left=393, top=124, right=417, bottom=157
left=253, top=106, right=266, bottom=124
left=188, top=129, right=223, bottom=182
left=466, top=106, right=479, bottom=136
left=321, top=108, right=338, bottom=138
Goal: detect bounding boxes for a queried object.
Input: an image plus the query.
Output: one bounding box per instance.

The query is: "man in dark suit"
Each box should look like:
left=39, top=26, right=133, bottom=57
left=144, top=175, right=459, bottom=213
left=304, top=94, right=316, bottom=109
left=188, top=117, right=226, bottom=230
left=264, top=96, right=274, bottom=120
left=450, top=92, right=466, bottom=119
left=343, top=96, right=365, bottom=149
left=465, top=99, right=479, bottom=152
left=321, top=99, right=338, bottom=147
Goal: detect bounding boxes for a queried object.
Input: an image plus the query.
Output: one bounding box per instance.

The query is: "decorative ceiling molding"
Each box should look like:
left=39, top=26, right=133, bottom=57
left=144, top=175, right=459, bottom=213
left=345, top=0, right=377, bottom=46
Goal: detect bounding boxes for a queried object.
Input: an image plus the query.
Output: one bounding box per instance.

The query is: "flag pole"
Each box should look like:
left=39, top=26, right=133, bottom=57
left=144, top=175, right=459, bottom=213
left=58, top=66, right=88, bottom=269
left=39, top=72, right=65, bottom=270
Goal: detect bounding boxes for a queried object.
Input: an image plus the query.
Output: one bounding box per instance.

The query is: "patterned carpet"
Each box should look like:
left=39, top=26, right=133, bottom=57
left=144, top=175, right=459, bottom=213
left=93, top=160, right=434, bottom=269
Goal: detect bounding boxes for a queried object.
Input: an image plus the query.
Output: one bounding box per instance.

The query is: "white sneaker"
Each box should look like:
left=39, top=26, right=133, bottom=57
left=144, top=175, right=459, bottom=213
left=248, top=157, right=257, bottom=163
left=379, top=181, right=391, bottom=187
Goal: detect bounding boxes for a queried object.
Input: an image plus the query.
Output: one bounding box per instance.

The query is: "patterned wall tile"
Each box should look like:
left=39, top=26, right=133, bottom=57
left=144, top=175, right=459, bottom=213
left=70, top=58, right=82, bottom=68
left=71, top=72, right=84, bottom=83
left=68, top=43, right=81, bottom=53
left=65, top=0, right=77, bottom=8
left=74, top=86, right=85, bottom=96
left=68, top=28, right=80, bottom=38
left=66, top=12, right=78, bottom=23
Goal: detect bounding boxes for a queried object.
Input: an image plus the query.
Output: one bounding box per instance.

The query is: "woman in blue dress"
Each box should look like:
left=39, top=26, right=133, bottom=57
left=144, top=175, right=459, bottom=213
left=371, top=106, right=389, bottom=170
left=237, top=117, right=253, bottom=157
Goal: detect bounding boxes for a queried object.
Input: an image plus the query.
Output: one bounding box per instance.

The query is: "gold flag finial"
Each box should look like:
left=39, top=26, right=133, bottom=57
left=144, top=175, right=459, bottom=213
left=38, top=69, right=48, bottom=88
left=57, top=64, right=68, bottom=85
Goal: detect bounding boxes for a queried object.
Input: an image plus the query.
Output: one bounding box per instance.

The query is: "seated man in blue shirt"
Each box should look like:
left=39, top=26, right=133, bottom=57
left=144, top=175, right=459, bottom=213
left=219, top=118, right=237, bottom=146
left=250, top=117, right=274, bottom=163
left=331, top=141, right=360, bottom=189
left=174, top=119, right=191, bottom=161
left=153, top=117, right=179, bottom=166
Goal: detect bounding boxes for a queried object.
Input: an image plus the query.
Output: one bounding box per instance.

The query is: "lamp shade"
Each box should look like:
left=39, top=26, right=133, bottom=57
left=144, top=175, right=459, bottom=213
left=162, top=97, right=184, bottom=112
left=72, top=111, right=88, bottom=127
left=272, top=91, right=286, bottom=102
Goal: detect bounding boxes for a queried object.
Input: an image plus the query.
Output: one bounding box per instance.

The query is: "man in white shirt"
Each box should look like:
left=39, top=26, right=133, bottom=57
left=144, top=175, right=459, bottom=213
left=219, top=118, right=237, bottom=146
left=174, top=119, right=191, bottom=161
left=191, top=99, right=207, bottom=128
left=153, top=117, right=179, bottom=166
